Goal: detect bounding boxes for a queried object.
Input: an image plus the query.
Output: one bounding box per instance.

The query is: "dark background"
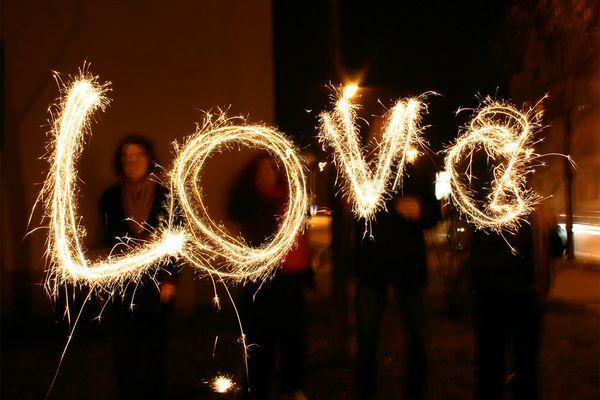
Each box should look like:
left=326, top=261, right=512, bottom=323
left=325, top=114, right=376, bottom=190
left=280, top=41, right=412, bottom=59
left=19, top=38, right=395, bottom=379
left=2, top=1, right=599, bottom=399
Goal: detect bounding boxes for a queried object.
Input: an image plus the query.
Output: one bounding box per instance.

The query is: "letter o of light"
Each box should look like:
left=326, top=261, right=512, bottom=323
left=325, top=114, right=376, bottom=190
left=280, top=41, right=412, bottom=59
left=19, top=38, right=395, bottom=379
left=171, top=121, right=308, bottom=281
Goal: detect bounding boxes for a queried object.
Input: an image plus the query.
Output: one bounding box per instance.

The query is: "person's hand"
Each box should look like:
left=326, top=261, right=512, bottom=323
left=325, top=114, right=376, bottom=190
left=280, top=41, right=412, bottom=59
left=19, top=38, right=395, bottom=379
left=160, top=282, right=176, bottom=303
left=394, top=196, right=422, bottom=222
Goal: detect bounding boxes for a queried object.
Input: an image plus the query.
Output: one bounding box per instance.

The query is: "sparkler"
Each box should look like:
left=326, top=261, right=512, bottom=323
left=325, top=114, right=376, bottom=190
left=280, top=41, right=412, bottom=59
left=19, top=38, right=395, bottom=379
left=444, top=98, right=542, bottom=232
left=211, top=375, right=235, bottom=393
left=318, top=88, right=426, bottom=221
left=40, top=72, right=308, bottom=295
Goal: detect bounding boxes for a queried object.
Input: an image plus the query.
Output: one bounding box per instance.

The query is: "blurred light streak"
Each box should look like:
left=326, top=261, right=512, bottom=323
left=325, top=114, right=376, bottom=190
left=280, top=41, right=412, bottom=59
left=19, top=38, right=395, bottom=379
left=318, top=91, right=426, bottom=222
left=39, top=74, right=185, bottom=296
left=559, top=223, right=600, bottom=236
left=444, top=98, right=543, bottom=232
left=39, top=72, right=308, bottom=298
left=170, top=115, right=309, bottom=282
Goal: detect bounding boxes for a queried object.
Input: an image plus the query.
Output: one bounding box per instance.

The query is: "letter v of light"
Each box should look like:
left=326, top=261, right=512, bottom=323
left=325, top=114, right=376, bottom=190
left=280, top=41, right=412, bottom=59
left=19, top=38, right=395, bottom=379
left=318, top=94, right=425, bottom=222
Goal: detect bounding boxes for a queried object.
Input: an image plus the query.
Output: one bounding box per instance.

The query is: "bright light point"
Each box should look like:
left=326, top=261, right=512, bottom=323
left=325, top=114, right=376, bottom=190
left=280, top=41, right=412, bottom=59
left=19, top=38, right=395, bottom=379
left=406, top=147, right=419, bottom=163
left=343, top=84, right=359, bottom=99
left=212, top=375, right=235, bottom=393
left=160, top=231, right=186, bottom=255
left=435, top=171, right=451, bottom=200
left=318, top=161, right=327, bottom=172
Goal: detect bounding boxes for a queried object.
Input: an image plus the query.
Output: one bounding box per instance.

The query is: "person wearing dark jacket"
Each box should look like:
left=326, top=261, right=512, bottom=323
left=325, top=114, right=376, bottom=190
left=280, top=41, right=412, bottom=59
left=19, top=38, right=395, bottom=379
left=354, top=159, right=440, bottom=400
left=464, top=150, right=549, bottom=400
left=100, top=134, right=177, bottom=400
left=469, top=223, right=542, bottom=400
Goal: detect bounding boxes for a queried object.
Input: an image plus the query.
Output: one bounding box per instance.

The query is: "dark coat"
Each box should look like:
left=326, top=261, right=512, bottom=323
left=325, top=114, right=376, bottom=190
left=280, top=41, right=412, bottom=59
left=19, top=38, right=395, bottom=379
left=100, top=183, right=170, bottom=246
left=99, top=183, right=177, bottom=314
left=469, top=223, right=536, bottom=294
left=354, top=159, right=440, bottom=289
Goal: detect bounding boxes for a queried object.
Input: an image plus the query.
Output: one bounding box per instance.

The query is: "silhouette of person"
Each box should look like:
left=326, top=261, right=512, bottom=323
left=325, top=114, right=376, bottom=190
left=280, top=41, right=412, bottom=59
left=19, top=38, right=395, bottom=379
left=100, top=134, right=177, bottom=399
left=229, top=153, right=312, bottom=400
left=354, top=158, right=440, bottom=400
left=467, top=152, right=548, bottom=400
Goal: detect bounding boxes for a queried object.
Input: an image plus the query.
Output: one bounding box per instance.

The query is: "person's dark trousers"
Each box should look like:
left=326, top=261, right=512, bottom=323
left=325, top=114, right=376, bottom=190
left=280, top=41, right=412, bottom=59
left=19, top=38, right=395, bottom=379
left=474, top=292, right=542, bottom=400
left=243, top=274, right=307, bottom=399
left=355, top=277, right=427, bottom=399
left=113, top=302, right=171, bottom=400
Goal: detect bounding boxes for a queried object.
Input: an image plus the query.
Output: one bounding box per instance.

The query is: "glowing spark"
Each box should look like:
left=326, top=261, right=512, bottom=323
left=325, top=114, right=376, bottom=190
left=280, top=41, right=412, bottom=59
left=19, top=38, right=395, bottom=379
left=40, top=74, right=185, bottom=294
left=170, top=116, right=308, bottom=282
left=406, top=147, right=419, bottom=163
left=318, top=161, right=327, bottom=172
left=444, top=98, right=542, bottom=232
left=40, top=72, right=308, bottom=293
left=343, top=83, right=359, bottom=99
left=211, top=375, right=235, bottom=393
left=318, top=92, right=426, bottom=221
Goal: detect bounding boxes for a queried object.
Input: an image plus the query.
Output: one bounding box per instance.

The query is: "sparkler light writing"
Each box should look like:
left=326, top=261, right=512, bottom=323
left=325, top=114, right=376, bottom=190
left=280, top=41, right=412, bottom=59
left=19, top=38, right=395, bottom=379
left=38, top=68, right=552, bottom=400
left=170, top=116, right=308, bottom=282
left=40, top=72, right=308, bottom=294
left=318, top=89, right=426, bottom=221
left=39, top=70, right=546, bottom=293
left=41, top=75, right=186, bottom=293
left=444, top=98, right=542, bottom=232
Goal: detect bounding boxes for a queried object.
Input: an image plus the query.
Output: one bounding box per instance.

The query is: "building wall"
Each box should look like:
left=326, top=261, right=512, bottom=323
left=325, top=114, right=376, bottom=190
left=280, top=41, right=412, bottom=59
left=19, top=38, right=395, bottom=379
left=2, top=0, right=274, bottom=315
left=510, top=18, right=600, bottom=260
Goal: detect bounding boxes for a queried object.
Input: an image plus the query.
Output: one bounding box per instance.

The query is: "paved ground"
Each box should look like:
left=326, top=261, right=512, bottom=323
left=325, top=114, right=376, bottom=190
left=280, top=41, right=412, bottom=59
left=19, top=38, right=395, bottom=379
left=2, top=264, right=599, bottom=399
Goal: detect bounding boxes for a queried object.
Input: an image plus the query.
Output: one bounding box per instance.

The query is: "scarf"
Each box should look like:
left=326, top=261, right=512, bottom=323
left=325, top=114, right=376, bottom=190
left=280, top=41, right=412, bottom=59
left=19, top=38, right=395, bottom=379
left=121, top=177, right=156, bottom=236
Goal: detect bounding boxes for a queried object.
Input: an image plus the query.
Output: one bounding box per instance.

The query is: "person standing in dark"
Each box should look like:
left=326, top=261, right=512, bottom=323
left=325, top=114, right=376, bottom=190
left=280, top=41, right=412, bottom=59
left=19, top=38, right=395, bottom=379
left=100, top=135, right=177, bottom=400
left=470, top=222, right=543, bottom=400
left=466, top=151, right=551, bottom=400
left=229, top=154, right=311, bottom=400
left=354, top=159, right=440, bottom=400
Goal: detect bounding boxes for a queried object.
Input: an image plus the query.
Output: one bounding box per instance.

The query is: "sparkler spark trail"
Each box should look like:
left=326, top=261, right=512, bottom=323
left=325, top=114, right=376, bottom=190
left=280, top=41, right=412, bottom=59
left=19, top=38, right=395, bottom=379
left=444, top=98, right=542, bottom=232
left=40, top=72, right=308, bottom=295
left=40, top=74, right=185, bottom=295
left=170, top=115, right=308, bottom=282
left=318, top=91, right=426, bottom=221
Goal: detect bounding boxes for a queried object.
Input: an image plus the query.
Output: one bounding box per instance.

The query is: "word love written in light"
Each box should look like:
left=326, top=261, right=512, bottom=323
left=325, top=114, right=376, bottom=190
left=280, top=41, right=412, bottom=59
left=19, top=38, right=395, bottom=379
left=39, top=71, right=543, bottom=291
left=40, top=73, right=308, bottom=294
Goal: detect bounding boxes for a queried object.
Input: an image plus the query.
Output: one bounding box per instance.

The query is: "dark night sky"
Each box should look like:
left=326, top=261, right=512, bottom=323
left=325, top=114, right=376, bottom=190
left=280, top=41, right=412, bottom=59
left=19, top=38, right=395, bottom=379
left=274, top=1, right=516, bottom=157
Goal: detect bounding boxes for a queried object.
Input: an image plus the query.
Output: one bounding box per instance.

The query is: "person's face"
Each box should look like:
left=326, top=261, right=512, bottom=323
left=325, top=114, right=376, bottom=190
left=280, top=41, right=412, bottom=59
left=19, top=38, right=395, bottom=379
left=255, top=158, right=279, bottom=195
left=121, top=143, right=150, bottom=182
